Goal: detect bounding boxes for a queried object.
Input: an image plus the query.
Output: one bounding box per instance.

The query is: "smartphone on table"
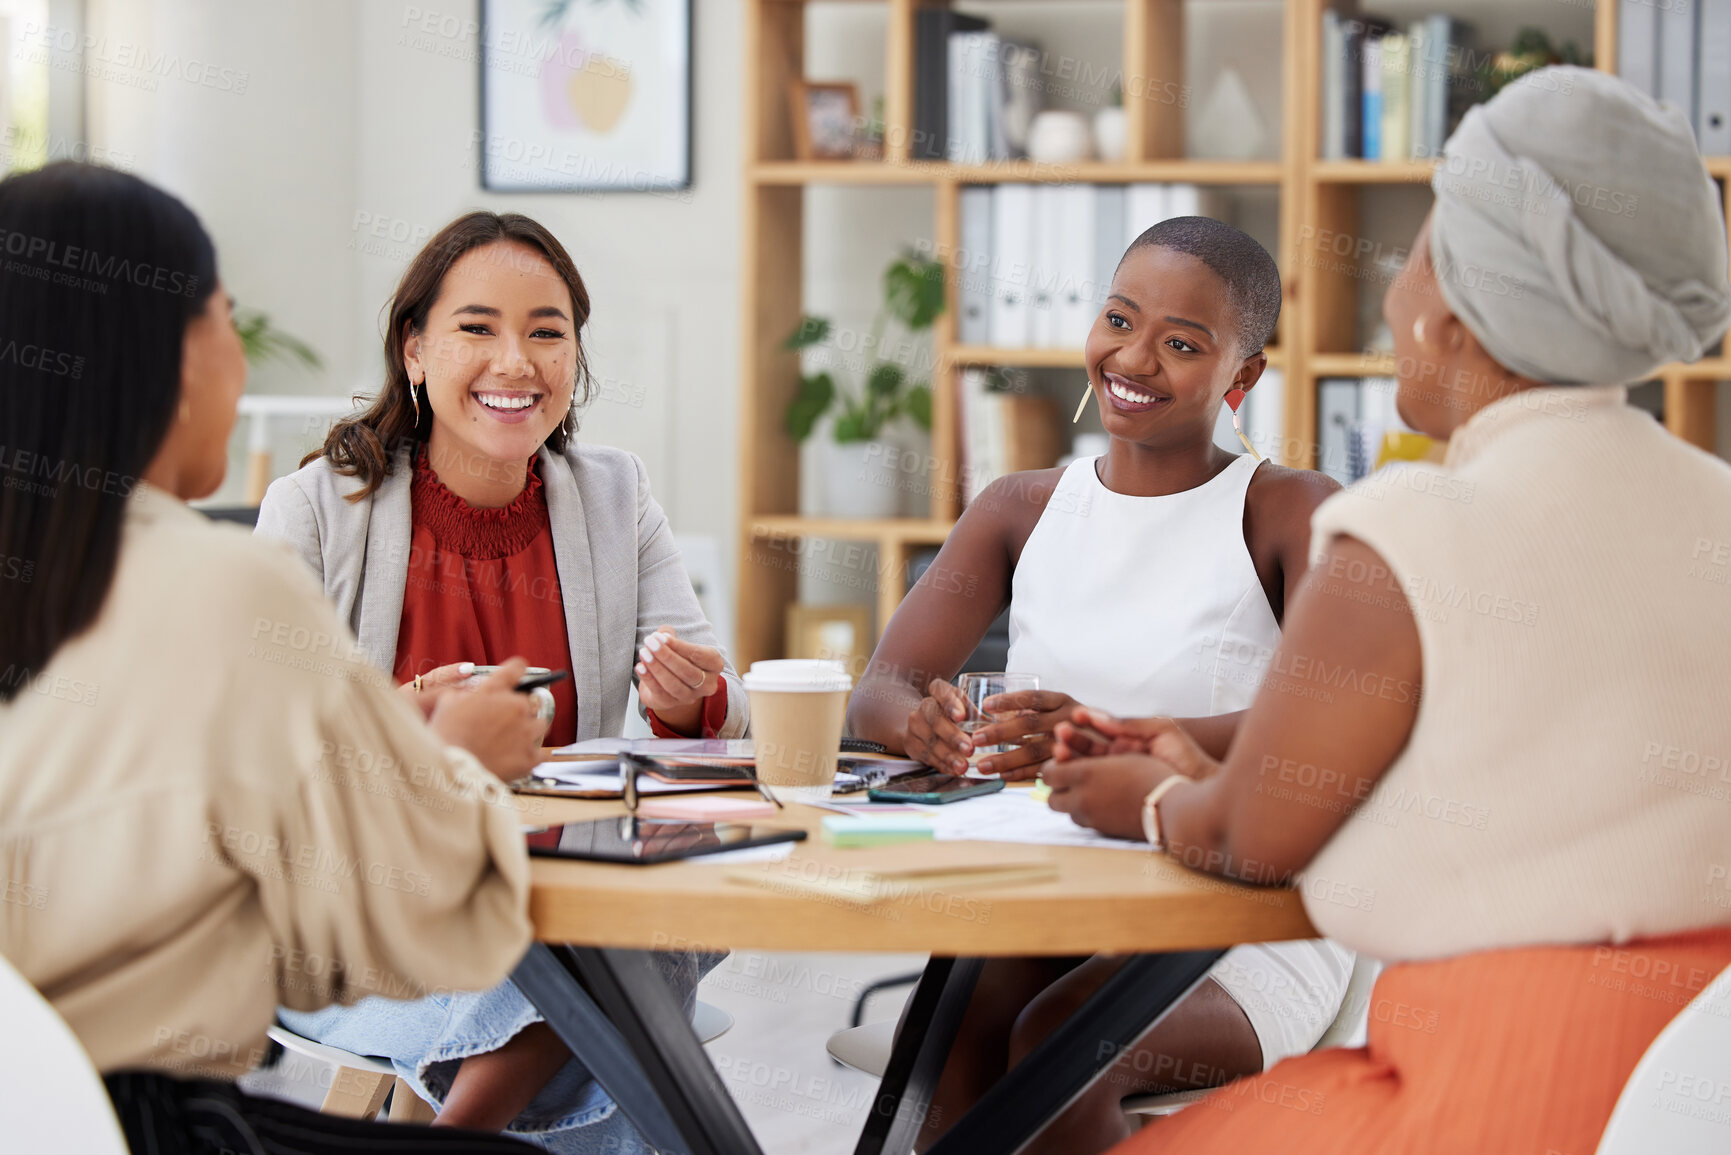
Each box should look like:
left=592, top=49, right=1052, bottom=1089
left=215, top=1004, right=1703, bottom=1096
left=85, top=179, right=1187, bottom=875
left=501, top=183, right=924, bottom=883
left=867, top=771, right=1005, bottom=805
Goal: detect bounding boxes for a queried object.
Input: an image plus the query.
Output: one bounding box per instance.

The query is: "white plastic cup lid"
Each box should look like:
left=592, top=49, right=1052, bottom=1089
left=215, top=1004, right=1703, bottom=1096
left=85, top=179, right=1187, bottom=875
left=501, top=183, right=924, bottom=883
left=743, top=659, right=852, bottom=693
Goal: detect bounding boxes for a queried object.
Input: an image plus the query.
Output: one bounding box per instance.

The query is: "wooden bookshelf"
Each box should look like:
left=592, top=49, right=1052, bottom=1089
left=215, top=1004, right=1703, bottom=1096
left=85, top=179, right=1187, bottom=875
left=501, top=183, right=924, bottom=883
left=1309, top=159, right=1438, bottom=183
left=735, top=0, right=1730, bottom=668
left=751, top=160, right=1286, bottom=185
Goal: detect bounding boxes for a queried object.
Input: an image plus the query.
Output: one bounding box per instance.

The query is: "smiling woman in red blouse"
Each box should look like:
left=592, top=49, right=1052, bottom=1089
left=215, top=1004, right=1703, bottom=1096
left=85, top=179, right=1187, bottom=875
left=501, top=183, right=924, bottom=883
left=256, top=211, right=742, bottom=1152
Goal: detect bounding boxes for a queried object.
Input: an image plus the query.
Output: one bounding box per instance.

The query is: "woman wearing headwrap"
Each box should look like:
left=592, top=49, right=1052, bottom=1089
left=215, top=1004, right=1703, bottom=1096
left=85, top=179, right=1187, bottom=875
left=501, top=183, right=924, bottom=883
left=1039, top=67, right=1731, bottom=1153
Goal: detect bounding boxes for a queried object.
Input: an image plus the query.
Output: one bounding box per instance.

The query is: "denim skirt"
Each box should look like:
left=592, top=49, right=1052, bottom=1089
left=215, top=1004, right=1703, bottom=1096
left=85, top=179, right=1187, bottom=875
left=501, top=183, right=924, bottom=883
left=281, top=950, right=720, bottom=1153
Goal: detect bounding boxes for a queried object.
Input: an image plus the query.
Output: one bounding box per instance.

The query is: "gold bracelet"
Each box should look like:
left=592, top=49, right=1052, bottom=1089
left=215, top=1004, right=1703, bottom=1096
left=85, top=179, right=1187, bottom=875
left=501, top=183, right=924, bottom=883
left=1140, top=775, right=1194, bottom=852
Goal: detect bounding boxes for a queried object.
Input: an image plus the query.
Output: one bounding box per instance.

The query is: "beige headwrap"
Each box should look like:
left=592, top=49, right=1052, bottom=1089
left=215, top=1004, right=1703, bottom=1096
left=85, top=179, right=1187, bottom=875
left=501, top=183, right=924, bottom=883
left=1429, top=65, right=1731, bottom=386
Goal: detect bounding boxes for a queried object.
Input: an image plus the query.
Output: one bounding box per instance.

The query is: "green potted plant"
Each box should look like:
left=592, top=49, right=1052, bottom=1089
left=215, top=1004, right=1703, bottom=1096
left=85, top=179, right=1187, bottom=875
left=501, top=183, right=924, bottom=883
left=783, top=249, right=942, bottom=518
left=234, top=308, right=322, bottom=372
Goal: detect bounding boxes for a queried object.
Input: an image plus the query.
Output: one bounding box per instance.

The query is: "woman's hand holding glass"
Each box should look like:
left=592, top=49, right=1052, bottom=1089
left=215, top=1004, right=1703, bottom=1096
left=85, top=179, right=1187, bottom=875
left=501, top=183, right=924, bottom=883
left=966, top=688, right=1082, bottom=779
left=904, top=674, right=1078, bottom=779
left=905, top=678, right=974, bottom=773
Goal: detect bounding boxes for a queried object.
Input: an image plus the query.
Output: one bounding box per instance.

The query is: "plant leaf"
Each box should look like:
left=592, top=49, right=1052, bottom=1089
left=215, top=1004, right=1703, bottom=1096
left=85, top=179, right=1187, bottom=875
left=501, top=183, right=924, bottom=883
left=234, top=308, right=323, bottom=372
left=902, top=384, right=933, bottom=431
left=832, top=408, right=870, bottom=443
left=783, top=372, right=834, bottom=441
left=783, top=315, right=831, bottom=351
left=883, top=253, right=946, bottom=331
left=866, top=362, right=904, bottom=397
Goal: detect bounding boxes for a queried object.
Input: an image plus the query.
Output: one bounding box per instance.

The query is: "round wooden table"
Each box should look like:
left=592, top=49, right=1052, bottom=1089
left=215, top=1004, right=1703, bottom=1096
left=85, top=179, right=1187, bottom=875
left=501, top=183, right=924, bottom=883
left=525, top=792, right=1316, bottom=954
left=512, top=786, right=1317, bottom=1155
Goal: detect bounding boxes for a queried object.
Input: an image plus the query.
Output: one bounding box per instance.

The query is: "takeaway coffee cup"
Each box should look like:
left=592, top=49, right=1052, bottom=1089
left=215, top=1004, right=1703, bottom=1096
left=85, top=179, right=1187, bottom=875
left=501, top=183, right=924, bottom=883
left=743, top=659, right=852, bottom=802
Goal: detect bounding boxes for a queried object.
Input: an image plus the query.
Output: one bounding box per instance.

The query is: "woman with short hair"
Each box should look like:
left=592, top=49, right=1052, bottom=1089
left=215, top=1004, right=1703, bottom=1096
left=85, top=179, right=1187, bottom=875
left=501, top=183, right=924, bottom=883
left=1045, top=67, right=1731, bottom=1154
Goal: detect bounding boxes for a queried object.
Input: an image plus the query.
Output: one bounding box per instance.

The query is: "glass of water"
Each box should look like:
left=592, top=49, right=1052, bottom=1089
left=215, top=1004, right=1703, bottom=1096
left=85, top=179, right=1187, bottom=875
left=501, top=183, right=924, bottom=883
left=955, top=671, right=1040, bottom=767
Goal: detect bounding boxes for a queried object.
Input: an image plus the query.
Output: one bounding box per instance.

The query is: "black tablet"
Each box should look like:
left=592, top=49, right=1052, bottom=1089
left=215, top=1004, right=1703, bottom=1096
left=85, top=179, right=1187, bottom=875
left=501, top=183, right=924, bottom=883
left=524, top=817, right=806, bottom=865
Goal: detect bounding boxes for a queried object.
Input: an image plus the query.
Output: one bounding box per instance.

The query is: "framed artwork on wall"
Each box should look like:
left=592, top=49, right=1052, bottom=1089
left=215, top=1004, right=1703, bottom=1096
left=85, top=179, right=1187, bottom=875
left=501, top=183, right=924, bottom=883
left=479, top=0, right=692, bottom=192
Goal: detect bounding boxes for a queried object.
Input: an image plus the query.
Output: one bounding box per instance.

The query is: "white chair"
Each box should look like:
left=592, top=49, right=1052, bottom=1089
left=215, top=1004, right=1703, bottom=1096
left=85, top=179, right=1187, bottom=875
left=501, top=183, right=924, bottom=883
left=1596, top=963, right=1731, bottom=1155
left=0, top=953, right=129, bottom=1154
left=825, top=954, right=1384, bottom=1124
left=266, top=1025, right=437, bottom=1122
left=268, top=1001, right=734, bottom=1123
left=1120, top=952, right=1382, bottom=1122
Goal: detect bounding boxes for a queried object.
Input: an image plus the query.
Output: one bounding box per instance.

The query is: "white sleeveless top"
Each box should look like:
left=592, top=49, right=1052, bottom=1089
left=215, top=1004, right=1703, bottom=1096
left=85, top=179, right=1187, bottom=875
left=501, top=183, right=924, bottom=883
left=1004, top=454, right=1353, bottom=1067
left=1007, top=455, right=1280, bottom=714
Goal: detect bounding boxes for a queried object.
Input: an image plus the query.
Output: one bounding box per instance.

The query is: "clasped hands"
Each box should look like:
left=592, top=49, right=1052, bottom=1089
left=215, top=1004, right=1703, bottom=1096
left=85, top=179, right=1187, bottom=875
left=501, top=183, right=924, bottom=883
left=905, top=680, right=1218, bottom=841
left=1042, top=708, right=1220, bottom=841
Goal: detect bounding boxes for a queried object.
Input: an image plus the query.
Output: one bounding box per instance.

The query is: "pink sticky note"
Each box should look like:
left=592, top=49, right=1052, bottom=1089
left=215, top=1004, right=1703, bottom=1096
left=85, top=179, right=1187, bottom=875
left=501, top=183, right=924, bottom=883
left=636, top=796, right=779, bottom=821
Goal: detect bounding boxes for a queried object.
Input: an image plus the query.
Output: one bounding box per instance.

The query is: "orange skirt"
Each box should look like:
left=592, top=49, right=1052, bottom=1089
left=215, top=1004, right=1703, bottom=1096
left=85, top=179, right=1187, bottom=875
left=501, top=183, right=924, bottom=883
left=1124, top=927, right=1731, bottom=1155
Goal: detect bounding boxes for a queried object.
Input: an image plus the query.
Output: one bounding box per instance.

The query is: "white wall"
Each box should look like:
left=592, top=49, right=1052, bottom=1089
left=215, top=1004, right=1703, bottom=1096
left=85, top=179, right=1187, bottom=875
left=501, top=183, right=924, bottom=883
left=86, top=0, right=362, bottom=399
left=86, top=0, right=753, bottom=566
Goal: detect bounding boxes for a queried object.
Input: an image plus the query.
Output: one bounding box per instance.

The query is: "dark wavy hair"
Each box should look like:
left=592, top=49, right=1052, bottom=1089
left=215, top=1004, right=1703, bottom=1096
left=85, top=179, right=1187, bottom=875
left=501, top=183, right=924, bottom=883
left=0, top=162, right=218, bottom=702
left=310, top=211, right=594, bottom=499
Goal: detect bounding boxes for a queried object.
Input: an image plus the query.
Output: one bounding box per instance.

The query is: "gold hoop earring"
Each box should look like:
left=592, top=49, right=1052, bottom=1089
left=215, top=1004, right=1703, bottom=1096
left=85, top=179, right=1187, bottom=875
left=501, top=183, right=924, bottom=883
left=409, top=378, right=422, bottom=426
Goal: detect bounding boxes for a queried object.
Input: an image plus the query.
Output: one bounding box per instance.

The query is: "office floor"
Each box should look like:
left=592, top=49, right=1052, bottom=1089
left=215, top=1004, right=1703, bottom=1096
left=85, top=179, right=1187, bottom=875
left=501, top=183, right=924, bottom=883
left=243, top=950, right=926, bottom=1153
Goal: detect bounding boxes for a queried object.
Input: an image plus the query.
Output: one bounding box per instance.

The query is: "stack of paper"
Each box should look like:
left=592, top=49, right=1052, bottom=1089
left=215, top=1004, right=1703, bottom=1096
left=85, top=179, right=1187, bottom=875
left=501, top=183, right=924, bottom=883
left=918, top=788, right=1148, bottom=852
left=516, top=761, right=735, bottom=798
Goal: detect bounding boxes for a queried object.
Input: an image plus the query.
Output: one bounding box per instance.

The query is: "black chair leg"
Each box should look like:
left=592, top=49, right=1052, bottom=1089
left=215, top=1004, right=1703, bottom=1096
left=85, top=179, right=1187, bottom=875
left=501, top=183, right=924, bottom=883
left=849, top=969, right=925, bottom=1028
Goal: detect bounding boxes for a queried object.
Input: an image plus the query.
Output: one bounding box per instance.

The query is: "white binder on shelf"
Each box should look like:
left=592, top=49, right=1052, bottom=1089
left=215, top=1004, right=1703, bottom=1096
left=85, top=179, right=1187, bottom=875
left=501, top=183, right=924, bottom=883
left=1420, top=15, right=1455, bottom=157
left=1165, top=182, right=1217, bottom=221
left=989, top=184, right=1034, bottom=348
left=958, top=186, right=993, bottom=346
left=1699, top=0, right=1731, bottom=153
left=1125, top=183, right=1170, bottom=241
left=1093, top=185, right=1128, bottom=300
left=1618, top=0, right=1659, bottom=98
left=1029, top=185, right=1062, bottom=348
left=1322, top=9, right=1346, bottom=160
left=1055, top=184, right=1098, bottom=348
left=1317, top=377, right=1360, bottom=485
left=1244, top=367, right=1285, bottom=460
left=1656, top=0, right=1697, bottom=134
left=948, top=32, right=991, bottom=164
left=959, top=368, right=1006, bottom=503
left=982, top=31, right=1009, bottom=161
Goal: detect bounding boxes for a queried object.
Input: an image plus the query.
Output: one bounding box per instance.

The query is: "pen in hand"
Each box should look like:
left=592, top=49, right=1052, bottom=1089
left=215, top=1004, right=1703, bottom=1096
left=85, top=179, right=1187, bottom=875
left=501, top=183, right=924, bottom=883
left=515, top=670, right=570, bottom=693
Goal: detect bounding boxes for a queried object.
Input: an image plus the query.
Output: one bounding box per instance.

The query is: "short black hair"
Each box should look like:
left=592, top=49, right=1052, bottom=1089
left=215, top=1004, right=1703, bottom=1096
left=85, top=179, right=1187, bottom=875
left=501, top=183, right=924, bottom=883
left=1120, top=216, right=1282, bottom=356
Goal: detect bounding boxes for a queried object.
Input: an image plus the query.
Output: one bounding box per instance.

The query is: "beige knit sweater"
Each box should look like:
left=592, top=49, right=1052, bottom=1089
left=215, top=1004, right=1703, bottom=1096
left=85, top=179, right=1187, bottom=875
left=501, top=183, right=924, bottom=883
left=1301, top=386, right=1731, bottom=961
left=0, top=485, right=533, bottom=1077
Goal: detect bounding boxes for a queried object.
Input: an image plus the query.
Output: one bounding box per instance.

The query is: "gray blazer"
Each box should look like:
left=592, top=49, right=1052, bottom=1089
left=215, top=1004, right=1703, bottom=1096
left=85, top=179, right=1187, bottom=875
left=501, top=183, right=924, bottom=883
left=255, top=442, right=747, bottom=741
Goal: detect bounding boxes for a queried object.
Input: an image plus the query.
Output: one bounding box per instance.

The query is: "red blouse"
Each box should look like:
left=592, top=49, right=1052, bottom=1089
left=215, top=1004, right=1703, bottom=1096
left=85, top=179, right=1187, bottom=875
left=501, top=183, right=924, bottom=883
left=393, top=449, right=727, bottom=744
left=395, top=451, right=579, bottom=746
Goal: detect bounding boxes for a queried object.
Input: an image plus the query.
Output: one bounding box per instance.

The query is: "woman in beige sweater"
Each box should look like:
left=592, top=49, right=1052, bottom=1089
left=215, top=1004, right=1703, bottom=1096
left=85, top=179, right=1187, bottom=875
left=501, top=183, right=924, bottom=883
left=0, top=166, right=547, bottom=1151
left=1043, top=68, right=1731, bottom=1154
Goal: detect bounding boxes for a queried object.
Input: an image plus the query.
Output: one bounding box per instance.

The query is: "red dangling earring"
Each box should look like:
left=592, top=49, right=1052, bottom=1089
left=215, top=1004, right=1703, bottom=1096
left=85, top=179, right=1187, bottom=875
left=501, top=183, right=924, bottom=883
left=1225, top=388, right=1261, bottom=460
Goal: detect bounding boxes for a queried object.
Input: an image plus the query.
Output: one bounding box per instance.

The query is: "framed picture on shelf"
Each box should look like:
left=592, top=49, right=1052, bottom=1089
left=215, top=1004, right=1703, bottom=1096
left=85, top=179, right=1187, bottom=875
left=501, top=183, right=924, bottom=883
left=785, top=603, right=873, bottom=668
left=788, top=80, right=863, bottom=160
left=478, top=0, right=692, bottom=192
